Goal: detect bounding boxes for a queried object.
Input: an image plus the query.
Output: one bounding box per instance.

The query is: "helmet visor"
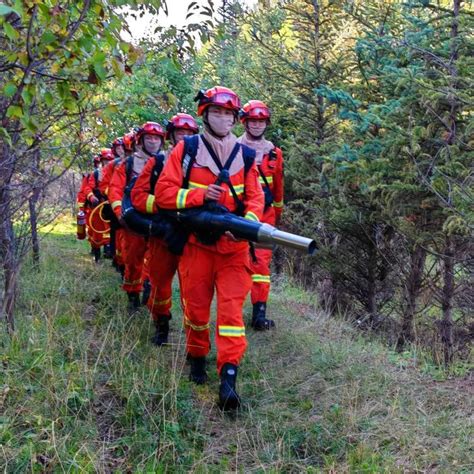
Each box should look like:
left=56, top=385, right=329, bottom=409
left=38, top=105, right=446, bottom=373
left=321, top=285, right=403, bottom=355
left=175, top=117, right=198, bottom=130
left=212, top=92, right=241, bottom=109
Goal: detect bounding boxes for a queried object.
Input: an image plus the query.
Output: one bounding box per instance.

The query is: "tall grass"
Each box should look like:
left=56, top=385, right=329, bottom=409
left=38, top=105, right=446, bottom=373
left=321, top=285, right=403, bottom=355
left=1, top=217, right=472, bottom=472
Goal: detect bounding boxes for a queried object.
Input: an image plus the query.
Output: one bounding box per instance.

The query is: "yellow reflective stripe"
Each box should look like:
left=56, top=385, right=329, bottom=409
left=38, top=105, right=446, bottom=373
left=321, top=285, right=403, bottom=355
left=103, top=233, right=110, bottom=239
left=111, top=200, right=122, bottom=210
left=176, top=189, right=190, bottom=209
left=273, top=200, right=284, bottom=208
left=105, top=187, right=109, bottom=195
left=151, top=296, right=171, bottom=307
left=189, top=181, right=244, bottom=196
left=184, top=316, right=210, bottom=331
left=189, top=181, right=207, bottom=190
left=123, top=278, right=141, bottom=285
left=245, top=211, right=259, bottom=222
left=232, top=184, right=244, bottom=194
left=259, top=176, right=273, bottom=185
left=87, top=192, right=94, bottom=198
left=77, top=201, right=85, bottom=206
left=252, top=274, right=271, bottom=283
left=146, top=195, right=155, bottom=214
left=218, top=325, right=245, bottom=337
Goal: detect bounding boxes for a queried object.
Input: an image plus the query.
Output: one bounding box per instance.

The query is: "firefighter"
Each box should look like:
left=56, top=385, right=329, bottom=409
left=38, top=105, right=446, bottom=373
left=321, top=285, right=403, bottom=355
left=108, top=122, right=166, bottom=312
left=130, top=114, right=199, bottom=345
left=155, top=86, right=264, bottom=410
left=165, top=113, right=199, bottom=151
left=237, top=100, right=284, bottom=330
left=83, top=149, right=114, bottom=262
left=100, top=137, right=128, bottom=274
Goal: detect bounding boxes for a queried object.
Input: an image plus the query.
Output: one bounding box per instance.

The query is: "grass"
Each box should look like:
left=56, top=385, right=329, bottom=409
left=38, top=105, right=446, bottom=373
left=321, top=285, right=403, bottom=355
left=1, top=216, right=473, bottom=472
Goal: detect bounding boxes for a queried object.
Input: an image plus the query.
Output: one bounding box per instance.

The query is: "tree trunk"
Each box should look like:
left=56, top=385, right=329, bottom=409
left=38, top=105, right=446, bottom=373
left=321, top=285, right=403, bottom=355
left=0, top=132, right=19, bottom=334
left=397, top=244, right=426, bottom=351
left=28, top=148, right=41, bottom=266
left=440, top=236, right=455, bottom=366
left=366, top=227, right=378, bottom=326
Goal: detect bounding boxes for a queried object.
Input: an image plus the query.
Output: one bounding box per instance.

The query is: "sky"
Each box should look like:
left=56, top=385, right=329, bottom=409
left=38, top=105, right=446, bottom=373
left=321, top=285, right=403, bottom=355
left=124, top=0, right=258, bottom=42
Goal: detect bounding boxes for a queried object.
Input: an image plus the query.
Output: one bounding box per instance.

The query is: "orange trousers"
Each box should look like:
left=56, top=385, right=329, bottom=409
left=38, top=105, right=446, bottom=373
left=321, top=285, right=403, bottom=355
left=250, top=247, right=272, bottom=304
left=179, top=243, right=251, bottom=373
left=147, top=238, right=180, bottom=321
left=121, top=230, right=147, bottom=293
left=114, top=228, right=124, bottom=267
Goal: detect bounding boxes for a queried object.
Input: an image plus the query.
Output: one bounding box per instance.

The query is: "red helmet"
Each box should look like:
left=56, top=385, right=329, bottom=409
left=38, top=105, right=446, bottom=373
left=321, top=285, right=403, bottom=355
left=240, top=100, right=271, bottom=123
left=100, top=148, right=114, bottom=161
left=111, top=138, right=124, bottom=156
left=123, top=131, right=136, bottom=152
left=166, top=113, right=199, bottom=138
left=195, top=86, right=241, bottom=116
left=135, top=122, right=166, bottom=144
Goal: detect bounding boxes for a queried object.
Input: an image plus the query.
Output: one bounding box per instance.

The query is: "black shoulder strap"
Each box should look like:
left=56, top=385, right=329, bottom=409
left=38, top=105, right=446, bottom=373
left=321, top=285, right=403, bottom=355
left=240, top=144, right=256, bottom=174
left=182, top=135, right=200, bottom=189
left=113, top=158, right=121, bottom=167
left=258, top=166, right=271, bottom=189
left=125, top=156, right=134, bottom=185
left=149, top=153, right=165, bottom=194
left=93, top=169, right=99, bottom=189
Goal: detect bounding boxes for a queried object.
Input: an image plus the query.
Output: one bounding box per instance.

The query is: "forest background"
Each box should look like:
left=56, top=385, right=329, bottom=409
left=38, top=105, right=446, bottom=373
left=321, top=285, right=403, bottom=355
left=1, top=0, right=472, bottom=366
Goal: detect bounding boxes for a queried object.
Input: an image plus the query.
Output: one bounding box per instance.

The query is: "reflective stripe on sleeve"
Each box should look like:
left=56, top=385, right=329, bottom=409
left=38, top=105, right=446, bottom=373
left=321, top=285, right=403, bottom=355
left=245, top=211, right=259, bottom=222
left=146, top=195, right=155, bottom=214
left=176, top=189, right=190, bottom=209
left=273, top=200, right=284, bottom=208
left=111, top=200, right=122, bottom=210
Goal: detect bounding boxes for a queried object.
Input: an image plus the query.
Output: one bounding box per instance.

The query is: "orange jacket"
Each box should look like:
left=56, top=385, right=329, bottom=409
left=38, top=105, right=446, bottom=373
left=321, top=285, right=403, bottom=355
left=76, top=174, right=89, bottom=210
left=155, top=140, right=264, bottom=254
left=83, top=169, right=102, bottom=205
left=130, top=156, right=163, bottom=214
left=258, top=147, right=284, bottom=222
left=99, top=159, right=120, bottom=197
left=108, top=161, right=129, bottom=219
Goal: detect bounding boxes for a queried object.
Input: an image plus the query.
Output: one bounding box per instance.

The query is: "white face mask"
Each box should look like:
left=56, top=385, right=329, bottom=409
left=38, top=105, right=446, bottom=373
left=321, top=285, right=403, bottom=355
left=207, top=111, right=235, bottom=137
left=247, top=120, right=267, bottom=138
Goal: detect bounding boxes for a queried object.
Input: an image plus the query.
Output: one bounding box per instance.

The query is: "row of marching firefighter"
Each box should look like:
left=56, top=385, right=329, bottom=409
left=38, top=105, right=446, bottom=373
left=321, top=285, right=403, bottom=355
left=76, top=86, right=315, bottom=411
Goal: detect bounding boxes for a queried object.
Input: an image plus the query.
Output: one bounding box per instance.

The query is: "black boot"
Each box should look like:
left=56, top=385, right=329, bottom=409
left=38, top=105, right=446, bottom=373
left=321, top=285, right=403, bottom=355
left=93, top=247, right=101, bottom=263
left=251, top=302, right=275, bottom=330
left=127, top=292, right=141, bottom=313
left=188, top=356, right=208, bottom=385
left=142, top=278, right=151, bottom=306
left=219, top=363, right=241, bottom=410
left=151, top=315, right=170, bottom=346
left=103, top=244, right=113, bottom=259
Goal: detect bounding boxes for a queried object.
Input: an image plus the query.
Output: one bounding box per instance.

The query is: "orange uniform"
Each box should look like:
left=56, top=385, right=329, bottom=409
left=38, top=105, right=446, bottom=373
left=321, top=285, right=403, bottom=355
left=155, top=139, right=264, bottom=372
left=76, top=174, right=88, bottom=211
left=83, top=169, right=110, bottom=249
left=108, top=158, right=147, bottom=294
left=251, top=147, right=284, bottom=304
left=100, top=158, right=124, bottom=268
left=131, top=155, right=179, bottom=322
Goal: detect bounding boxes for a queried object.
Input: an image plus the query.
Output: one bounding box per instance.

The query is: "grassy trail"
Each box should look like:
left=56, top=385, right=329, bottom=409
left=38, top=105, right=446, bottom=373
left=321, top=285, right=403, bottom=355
left=1, top=218, right=472, bottom=472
